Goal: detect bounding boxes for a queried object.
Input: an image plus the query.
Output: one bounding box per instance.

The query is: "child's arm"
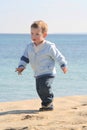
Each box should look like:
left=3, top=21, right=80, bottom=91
left=50, top=44, right=68, bottom=73
left=16, top=45, right=29, bottom=75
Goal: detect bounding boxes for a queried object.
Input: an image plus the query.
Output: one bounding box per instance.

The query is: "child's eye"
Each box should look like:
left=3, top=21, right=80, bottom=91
left=36, top=33, right=39, bottom=35
left=36, top=33, right=41, bottom=36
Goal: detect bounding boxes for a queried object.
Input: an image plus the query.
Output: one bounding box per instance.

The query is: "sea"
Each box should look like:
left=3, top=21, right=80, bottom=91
left=0, top=34, right=87, bottom=102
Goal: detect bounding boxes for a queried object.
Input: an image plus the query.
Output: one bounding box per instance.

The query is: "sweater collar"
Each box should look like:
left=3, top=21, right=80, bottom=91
left=33, top=40, right=46, bottom=53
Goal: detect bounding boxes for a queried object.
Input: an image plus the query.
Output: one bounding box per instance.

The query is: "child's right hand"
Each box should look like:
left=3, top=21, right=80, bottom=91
left=15, top=67, right=25, bottom=75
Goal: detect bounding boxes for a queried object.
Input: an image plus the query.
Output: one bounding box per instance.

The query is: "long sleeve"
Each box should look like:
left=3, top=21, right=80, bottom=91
left=18, top=45, right=29, bottom=68
left=49, top=44, right=67, bottom=68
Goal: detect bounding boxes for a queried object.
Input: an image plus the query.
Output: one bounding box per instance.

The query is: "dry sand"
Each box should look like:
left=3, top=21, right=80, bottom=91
left=0, top=96, right=87, bottom=130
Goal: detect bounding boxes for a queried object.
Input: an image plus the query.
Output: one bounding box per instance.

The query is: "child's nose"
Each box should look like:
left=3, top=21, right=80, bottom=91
left=32, top=35, right=36, bottom=38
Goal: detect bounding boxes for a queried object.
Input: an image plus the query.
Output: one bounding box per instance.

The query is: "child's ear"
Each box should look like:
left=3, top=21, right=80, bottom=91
left=43, top=32, right=47, bottom=38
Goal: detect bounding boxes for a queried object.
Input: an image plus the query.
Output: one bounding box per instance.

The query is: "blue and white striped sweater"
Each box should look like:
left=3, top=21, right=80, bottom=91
left=18, top=40, right=67, bottom=78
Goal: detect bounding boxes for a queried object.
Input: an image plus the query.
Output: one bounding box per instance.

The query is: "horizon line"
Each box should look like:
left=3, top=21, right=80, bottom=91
left=0, top=33, right=87, bottom=35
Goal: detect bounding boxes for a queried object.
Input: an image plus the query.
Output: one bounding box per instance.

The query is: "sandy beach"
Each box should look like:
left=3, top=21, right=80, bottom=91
left=0, top=96, right=87, bottom=130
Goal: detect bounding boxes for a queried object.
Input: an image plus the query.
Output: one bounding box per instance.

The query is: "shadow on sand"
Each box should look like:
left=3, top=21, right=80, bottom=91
left=0, top=109, right=39, bottom=116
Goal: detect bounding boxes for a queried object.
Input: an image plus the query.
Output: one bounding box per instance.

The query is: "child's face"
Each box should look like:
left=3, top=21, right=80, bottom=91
left=31, top=27, right=47, bottom=45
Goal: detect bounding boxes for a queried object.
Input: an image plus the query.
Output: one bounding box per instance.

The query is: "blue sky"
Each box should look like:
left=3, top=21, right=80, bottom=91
left=0, top=0, right=87, bottom=34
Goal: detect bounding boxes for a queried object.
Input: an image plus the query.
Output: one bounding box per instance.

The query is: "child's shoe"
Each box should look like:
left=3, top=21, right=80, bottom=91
left=39, top=103, right=53, bottom=111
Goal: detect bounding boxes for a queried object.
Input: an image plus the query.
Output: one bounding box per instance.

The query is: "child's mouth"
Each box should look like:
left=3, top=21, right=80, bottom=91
left=33, top=39, right=36, bottom=41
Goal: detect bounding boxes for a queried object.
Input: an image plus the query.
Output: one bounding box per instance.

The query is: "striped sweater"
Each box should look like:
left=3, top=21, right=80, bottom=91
left=18, top=40, right=67, bottom=78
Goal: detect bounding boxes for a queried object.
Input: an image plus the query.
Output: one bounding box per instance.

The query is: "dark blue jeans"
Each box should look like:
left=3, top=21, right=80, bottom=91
left=36, top=76, right=54, bottom=107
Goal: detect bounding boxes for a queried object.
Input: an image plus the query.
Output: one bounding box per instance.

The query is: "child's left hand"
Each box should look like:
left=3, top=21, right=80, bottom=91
left=62, top=67, right=68, bottom=74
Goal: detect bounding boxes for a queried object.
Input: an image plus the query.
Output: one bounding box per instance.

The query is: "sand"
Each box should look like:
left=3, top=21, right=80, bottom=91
left=0, top=96, right=87, bottom=130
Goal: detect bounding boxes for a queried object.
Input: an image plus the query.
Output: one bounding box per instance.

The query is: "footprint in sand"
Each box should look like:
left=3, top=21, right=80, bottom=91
left=21, top=114, right=44, bottom=120
left=81, top=103, right=87, bottom=106
left=82, top=126, right=87, bottom=130
left=5, top=126, right=28, bottom=130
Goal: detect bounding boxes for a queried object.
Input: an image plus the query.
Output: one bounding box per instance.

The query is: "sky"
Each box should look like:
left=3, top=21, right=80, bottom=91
left=0, top=0, right=87, bottom=34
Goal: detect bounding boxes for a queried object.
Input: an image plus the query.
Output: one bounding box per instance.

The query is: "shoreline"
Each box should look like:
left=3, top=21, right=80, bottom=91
left=0, top=95, right=87, bottom=130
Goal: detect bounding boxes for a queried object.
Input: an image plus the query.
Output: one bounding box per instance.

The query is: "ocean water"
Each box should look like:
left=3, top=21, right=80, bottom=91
left=0, top=34, right=87, bottom=102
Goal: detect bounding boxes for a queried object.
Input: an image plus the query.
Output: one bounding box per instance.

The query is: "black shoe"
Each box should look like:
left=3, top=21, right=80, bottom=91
left=42, top=102, right=53, bottom=108
left=39, top=107, right=53, bottom=111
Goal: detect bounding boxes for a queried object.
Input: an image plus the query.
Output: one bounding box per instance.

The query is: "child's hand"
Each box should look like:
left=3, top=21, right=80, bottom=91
left=15, top=67, right=25, bottom=75
left=62, top=67, right=68, bottom=74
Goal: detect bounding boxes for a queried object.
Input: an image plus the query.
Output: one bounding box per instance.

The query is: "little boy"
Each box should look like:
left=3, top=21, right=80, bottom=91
left=16, top=20, right=68, bottom=111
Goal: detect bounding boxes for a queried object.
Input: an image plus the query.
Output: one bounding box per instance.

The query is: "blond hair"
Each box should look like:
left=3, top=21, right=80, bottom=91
left=31, top=20, right=48, bottom=33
